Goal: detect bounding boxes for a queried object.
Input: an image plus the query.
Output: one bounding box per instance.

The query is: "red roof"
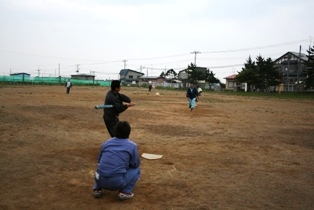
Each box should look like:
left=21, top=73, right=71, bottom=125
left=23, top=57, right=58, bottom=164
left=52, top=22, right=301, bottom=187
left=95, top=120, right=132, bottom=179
left=223, top=74, right=237, bottom=79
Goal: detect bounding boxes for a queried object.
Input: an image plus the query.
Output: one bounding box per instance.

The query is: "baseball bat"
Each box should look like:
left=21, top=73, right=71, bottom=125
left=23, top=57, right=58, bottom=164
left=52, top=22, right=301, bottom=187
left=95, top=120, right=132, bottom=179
left=94, top=104, right=134, bottom=109
left=94, top=104, right=115, bottom=109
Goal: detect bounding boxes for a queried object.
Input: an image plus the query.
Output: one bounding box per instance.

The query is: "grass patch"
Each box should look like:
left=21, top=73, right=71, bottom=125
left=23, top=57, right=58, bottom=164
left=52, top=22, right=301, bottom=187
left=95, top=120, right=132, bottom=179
left=211, top=91, right=314, bottom=100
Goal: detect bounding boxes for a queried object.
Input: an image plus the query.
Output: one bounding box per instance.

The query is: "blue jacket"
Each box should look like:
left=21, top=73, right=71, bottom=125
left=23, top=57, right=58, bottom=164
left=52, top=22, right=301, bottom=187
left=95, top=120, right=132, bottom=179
left=96, top=137, right=141, bottom=176
left=186, top=87, right=198, bottom=99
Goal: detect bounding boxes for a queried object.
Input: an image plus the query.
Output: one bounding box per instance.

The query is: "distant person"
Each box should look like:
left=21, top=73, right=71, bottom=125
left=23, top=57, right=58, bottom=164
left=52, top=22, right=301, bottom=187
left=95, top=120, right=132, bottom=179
left=103, top=80, right=134, bottom=137
left=186, top=82, right=198, bottom=111
left=65, top=79, right=72, bottom=94
left=149, top=84, right=152, bottom=91
left=278, top=83, right=283, bottom=94
left=92, top=121, right=141, bottom=200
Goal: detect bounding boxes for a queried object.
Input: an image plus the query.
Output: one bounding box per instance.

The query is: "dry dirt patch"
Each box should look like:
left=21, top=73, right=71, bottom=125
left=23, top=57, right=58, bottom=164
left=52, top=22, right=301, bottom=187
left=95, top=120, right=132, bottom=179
left=0, top=85, right=313, bottom=210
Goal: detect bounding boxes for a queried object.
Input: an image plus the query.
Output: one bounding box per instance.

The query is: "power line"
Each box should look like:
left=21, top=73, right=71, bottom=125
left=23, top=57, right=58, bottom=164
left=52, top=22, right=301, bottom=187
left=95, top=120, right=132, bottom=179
left=79, top=60, right=122, bottom=65
left=0, top=38, right=309, bottom=65
left=126, top=53, right=190, bottom=61
left=1, top=38, right=310, bottom=79
left=209, top=64, right=244, bottom=69
left=202, top=39, right=309, bottom=54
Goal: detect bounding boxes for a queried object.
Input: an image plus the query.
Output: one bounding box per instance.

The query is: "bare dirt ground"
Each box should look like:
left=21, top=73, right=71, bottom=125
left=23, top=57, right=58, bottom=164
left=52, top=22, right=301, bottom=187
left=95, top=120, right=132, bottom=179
left=0, top=85, right=313, bottom=210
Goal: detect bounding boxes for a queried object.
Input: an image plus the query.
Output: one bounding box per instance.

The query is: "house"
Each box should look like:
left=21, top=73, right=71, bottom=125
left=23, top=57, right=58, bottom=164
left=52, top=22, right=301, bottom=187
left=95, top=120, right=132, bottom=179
left=225, top=51, right=308, bottom=92
left=10, top=72, right=30, bottom=82
left=139, top=76, right=166, bottom=86
left=119, top=69, right=144, bottom=84
left=178, top=67, right=207, bottom=80
left=224, top=74, right=241, bottom=91
left=178, top=67, right=207, bottom=88
left=71, top=74, right=95, bottom=80
left=274, top=51, right=307, bottom=91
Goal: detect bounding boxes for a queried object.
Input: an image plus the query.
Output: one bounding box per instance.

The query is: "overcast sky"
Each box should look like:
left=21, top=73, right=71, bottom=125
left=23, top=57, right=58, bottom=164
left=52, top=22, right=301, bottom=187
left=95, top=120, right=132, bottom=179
left=0, top=0, right=313, bottom=81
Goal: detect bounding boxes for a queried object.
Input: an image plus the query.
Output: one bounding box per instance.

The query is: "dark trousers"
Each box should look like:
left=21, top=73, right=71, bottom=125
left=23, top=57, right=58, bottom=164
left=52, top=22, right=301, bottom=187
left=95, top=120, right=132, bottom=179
left=104, top=116, right=119, bottom=137
left=66, top=87, right=71, bottom=94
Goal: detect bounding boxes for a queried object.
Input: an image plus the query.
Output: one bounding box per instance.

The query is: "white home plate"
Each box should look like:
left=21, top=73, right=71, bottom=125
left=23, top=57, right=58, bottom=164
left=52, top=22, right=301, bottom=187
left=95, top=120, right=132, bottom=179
left=141, top=153, right=163, bottom=160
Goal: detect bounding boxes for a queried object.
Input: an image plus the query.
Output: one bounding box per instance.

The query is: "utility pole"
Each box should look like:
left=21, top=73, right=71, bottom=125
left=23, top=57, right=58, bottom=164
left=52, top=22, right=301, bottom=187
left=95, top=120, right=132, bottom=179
left=90, top=70, right=95, bottom=84
left=286, top=54, right=291, bottom=92
left=191, top=51, right=201, bottom=66
left=122, top=60, right=127, bottom=69
left=297, top=45, right=301, bottom=92
left=76, top=64, right=80, bottom=75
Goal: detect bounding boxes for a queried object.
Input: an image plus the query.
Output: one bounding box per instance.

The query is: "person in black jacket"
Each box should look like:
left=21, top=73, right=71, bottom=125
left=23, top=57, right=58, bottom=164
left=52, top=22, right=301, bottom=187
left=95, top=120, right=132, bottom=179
left=103, top=80, right=134, bottom=137
left=186, top=82, right=198, bottom=111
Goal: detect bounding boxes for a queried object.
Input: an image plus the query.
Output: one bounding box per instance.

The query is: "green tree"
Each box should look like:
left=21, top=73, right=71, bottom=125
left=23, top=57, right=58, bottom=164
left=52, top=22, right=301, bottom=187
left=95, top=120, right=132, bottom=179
left=237, top=55, right=278, bottom=91
left=164, top=69, right=177, bottom=83
left=164, top=69, right=177, bottom=78
left=255, top=55, right=266, bottom=90
left=264, top=57, right=279, bottom=90
left=304, top=46, right=314, bottom=89
left=186, top=63, right=220, bottom=86
left=186, top=63, right=197, bottom=82
left=236, top=56, right=257, bottom=91
left=205, top=69, right=220, bottom=83
left=255, top=55, right=277, bottom=91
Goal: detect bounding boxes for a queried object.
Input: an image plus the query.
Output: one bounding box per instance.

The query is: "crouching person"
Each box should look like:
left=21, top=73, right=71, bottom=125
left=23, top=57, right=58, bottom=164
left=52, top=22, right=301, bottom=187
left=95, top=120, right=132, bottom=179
left=92, top=121, right=141, bottom=200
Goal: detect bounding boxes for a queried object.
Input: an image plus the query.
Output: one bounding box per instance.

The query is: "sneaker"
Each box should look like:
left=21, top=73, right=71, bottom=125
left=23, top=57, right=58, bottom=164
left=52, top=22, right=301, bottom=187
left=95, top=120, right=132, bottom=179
left=93, top=189, right=102, bottom=198
left=118, top=192, right=134, bottom=200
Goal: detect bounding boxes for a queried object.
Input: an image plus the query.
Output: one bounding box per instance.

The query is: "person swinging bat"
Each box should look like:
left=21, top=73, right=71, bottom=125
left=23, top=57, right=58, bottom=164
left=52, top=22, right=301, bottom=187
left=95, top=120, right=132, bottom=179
left=102, top=80, right=134, bottom=137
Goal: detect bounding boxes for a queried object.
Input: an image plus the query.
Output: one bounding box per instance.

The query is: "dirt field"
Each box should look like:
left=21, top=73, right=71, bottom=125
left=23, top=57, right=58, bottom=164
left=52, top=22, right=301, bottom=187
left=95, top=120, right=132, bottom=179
left=0, top=85, right=313, bottom=210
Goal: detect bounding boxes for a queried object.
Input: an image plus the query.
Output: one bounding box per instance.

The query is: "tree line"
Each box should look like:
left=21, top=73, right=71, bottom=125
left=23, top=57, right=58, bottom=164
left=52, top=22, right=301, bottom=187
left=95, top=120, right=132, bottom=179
left=237, top=47, right=314, bottom=91
left=159, top=46, right=314, bottom=91
left=160, top=63, right=220, bottom=85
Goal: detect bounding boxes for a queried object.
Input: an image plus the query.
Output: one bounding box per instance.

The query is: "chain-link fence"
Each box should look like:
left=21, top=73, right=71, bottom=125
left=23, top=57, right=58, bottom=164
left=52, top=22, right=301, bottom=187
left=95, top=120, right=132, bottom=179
left=0, top=75, right=111, bottom=86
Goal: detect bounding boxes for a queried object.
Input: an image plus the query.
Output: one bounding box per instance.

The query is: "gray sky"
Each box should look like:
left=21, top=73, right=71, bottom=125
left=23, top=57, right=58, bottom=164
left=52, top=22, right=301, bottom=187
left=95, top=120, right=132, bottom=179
left=0, top=0, right=313, bottom=81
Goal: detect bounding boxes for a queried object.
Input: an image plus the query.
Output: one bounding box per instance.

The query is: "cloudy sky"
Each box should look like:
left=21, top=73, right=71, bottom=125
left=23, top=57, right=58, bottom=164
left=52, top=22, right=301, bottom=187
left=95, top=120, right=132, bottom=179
left=0, top=0, right=313, bottom=81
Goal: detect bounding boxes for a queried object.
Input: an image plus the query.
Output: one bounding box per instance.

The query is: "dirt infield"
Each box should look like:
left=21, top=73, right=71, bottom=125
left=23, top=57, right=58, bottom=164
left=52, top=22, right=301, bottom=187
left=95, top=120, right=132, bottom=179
left=0, top=85, right=313, bottom=210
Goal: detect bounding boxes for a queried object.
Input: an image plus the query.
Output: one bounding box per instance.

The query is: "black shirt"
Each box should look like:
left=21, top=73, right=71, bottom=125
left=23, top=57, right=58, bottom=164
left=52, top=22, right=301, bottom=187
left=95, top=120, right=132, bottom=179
left=103, top=90, right=131, bottom=118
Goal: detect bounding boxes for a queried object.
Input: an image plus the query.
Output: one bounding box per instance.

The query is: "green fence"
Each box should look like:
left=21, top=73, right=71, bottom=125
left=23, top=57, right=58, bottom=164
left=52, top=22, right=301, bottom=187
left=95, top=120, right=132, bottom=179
left=0, top=76, right=111, bottom=86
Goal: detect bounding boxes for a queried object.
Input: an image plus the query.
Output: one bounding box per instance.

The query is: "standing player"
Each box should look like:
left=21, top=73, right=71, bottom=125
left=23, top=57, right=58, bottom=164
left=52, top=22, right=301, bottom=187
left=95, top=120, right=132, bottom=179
left=103, top=80, right=134, bottom=137
left=65, top=79, right=72, bottom=94
left=186, top=82, right=198, bottom=111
